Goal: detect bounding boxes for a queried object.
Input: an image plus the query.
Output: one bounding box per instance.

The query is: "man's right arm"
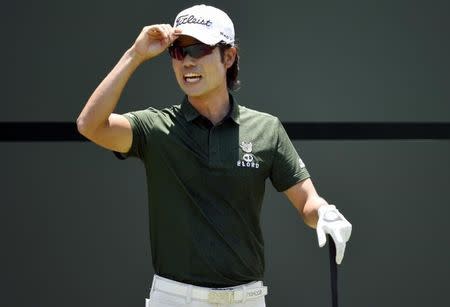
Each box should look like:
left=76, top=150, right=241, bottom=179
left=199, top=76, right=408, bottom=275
left=76, top=24, right=181, bottom=153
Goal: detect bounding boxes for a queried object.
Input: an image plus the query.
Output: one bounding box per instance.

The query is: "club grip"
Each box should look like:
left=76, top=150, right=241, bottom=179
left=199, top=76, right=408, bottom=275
left=328, top=235, right=338, bottom=307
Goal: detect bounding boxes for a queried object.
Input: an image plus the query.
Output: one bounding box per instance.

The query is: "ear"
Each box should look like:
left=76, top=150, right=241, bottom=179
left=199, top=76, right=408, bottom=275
left=224, top=47, right=237, bottom=69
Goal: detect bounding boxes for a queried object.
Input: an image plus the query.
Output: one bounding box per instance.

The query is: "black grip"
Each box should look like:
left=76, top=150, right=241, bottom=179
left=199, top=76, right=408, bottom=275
left=328, top=235, right=338, bottom=307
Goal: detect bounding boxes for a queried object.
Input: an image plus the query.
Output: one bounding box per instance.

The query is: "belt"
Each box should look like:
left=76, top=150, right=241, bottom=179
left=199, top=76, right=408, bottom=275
left=152, top=276, right=268, bottom=304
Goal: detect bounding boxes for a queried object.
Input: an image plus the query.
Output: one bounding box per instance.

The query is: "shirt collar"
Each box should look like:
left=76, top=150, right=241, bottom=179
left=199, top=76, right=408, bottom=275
left=181, top=94, right=240, bottom=125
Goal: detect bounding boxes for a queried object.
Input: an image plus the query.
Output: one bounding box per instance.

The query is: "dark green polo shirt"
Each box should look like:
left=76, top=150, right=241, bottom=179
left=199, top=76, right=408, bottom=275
left=119, top=95, right=310, bottom=287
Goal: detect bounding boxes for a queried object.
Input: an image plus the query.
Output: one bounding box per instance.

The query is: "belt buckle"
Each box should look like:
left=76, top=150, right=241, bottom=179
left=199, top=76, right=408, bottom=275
left=207, top=290, right=234, bottom=304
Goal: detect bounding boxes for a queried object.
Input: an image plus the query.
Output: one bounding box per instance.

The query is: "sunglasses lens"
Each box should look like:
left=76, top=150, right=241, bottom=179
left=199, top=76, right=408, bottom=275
left=168, top=46, right=183, bottom=60
left=187, top=44, right=214, bottom=59
left=169, top=44, right=215, bottom=60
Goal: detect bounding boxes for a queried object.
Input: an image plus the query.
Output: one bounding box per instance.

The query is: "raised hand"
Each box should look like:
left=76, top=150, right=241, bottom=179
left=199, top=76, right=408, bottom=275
left=131, top=24, right=182, bottom=63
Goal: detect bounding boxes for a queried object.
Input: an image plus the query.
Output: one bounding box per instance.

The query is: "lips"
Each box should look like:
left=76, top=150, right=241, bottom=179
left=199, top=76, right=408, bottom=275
left=183, top=72, right=202, bottom=83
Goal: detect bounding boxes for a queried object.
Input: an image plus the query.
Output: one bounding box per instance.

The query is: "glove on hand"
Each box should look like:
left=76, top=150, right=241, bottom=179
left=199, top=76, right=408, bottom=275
left=316, top=205, right=352, bottom=264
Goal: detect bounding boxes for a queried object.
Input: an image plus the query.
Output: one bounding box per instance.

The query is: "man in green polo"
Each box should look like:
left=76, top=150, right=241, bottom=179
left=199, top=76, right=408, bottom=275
left=77, top=4, right=352, bottom=307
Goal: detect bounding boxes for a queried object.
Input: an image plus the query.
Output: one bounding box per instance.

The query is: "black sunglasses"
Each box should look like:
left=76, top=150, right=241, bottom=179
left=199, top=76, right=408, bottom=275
left=168, top=43, right=217, bottom=60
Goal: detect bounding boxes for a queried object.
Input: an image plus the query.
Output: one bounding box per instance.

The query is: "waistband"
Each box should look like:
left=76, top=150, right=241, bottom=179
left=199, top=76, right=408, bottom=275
left=151, top=274, right=268, bottom=304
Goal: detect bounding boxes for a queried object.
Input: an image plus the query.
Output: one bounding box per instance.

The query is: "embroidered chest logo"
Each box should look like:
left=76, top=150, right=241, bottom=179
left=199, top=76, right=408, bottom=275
left=237, top=141, right=260, bottom=169
left=240, top=141, right=252, bottom=153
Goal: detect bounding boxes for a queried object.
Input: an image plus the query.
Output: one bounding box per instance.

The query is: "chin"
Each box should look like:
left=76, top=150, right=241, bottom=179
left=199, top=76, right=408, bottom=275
left=180, top=86, right=207, bottom=98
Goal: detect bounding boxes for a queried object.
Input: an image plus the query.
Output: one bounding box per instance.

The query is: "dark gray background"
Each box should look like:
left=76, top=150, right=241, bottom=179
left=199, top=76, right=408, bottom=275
left=2, top=0, right=449, bottom=122
left=1, top=0, right=450, bottom=306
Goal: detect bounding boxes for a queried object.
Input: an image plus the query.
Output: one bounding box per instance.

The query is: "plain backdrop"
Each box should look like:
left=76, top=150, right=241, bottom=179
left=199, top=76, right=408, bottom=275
left=2, top=0, right=449, bottom=122
left=1, top=0, right=449, bottom=306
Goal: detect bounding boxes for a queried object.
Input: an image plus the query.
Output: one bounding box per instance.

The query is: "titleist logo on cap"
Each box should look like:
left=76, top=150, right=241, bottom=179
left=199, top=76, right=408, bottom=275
left=175, top=14, right=212, bottom=27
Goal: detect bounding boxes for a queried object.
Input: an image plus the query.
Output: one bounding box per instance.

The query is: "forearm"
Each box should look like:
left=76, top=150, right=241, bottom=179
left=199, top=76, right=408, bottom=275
left=77, top=48, right=143, bottom=136
left=301, top=195, right=329, bottom=229
left=284, top=180, right=352, bottom=264
left=284, top=179, right=329, bottom=229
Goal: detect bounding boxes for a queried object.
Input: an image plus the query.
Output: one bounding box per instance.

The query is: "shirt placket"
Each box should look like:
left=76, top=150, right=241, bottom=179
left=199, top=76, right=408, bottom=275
left=208, top=125, right=221, bottom=167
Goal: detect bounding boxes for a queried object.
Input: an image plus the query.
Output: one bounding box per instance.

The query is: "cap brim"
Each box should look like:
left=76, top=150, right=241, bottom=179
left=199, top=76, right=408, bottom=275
left=176, top=26, right=222, bottom=45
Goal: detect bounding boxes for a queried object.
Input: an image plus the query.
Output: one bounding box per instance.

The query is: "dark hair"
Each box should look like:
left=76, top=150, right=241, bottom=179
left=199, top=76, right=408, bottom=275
left=218, top=43, right=240, bottom=91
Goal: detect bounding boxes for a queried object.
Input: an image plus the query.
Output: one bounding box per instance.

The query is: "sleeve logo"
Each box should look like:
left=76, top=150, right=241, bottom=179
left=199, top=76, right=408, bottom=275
left=299, top=158, right=306, bottom=169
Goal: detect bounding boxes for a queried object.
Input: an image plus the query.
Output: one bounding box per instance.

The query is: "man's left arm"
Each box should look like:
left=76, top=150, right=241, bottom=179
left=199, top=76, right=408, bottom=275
left=283, top=178, right=352, bottom=264
left=284, top=178, right=324, bottom=228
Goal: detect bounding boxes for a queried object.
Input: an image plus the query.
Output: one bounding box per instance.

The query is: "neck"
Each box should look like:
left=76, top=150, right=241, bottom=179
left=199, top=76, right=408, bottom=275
left=187, top=85, right=230, bottom=125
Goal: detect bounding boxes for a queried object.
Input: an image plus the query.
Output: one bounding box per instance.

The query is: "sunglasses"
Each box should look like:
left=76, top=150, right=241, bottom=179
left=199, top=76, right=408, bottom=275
left=168, top=43, right=217, bottom=60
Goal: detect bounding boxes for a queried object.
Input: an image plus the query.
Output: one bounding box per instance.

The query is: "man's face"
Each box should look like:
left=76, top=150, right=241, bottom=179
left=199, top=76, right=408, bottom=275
left=171, top=35, right=229, bottom=99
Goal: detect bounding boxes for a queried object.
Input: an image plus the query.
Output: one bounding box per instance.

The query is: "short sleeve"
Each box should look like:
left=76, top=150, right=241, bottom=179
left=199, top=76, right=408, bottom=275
left=269, top=119, right=310, bottom=192
left=113, top=109, right=157, bottom=160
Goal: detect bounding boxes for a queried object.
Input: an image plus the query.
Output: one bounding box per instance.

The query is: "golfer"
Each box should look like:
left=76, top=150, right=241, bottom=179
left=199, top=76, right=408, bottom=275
left=77, top=4, right=352, bottom=307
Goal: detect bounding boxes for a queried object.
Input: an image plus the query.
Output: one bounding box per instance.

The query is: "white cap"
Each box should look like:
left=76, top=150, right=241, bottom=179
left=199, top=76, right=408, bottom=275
left=173, top=4, right=235, bottom=46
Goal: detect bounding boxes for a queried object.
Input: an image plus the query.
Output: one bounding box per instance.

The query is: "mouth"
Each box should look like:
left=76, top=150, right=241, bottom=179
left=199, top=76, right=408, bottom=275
left=183, top=73, right=202, bottom=83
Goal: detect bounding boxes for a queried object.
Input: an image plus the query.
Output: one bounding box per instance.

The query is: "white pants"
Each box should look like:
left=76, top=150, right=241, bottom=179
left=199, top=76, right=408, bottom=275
left=145, top=275, right=267, bottom=307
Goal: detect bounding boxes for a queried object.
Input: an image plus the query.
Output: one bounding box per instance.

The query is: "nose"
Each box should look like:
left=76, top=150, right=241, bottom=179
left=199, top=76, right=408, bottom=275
left=182, top=54, right=197, bottom=67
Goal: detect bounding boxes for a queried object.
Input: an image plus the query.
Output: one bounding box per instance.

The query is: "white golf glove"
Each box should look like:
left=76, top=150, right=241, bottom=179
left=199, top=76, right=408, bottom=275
left=316, top=205, right=352, bottom=264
